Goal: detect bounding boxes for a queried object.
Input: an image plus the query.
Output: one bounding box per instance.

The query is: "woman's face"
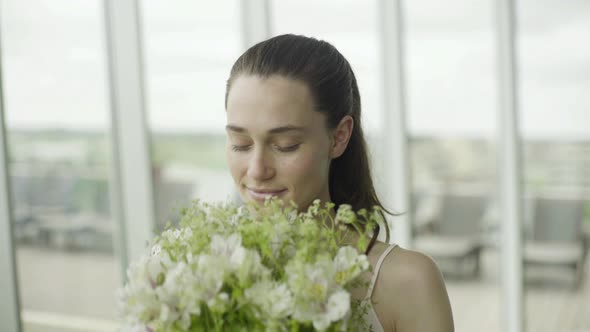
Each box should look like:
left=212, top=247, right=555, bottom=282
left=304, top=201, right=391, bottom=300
left=225, top=75, right=333, bottom=211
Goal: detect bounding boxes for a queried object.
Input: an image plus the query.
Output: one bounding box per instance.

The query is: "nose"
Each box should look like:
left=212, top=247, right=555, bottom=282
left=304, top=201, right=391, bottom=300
left=247, top=147, right=275, bottom=181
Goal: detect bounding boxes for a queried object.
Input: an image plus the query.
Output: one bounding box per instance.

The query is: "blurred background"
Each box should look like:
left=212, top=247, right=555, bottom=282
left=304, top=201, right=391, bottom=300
left=0, top=0, right=589, bottom=331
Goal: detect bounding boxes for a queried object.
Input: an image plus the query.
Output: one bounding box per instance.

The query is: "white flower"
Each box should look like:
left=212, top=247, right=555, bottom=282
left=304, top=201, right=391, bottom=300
left=335, top=204, right=356, bottom=224
left=129, top=252, right=170, bottom=288
left=137, top=261, right=200, bottom=330
left=154, top=255, right=227, bottom=328
left=287, top=257, right=353, bottom=331
left=193, top=254, right=225, bottom=302
left=118, top=255, right=166, bottom=326
left=333, top=246, right=370, bottom=285
left=160, top=229, right=176, bottom=242
left=210, top=233, right=247, bottom=268
left=181, top=227, right=193, bottom=240
left=150, top=244, right=161, bottom=257
left=173, top=229, right=181, bottom=239
left=245, top=280, right=294, bottom=319
left=146, top=253, right=172, bottom=287
left=207, top=292, right=231, bottom=314
left=160, top=227, right=193, bottom=244
left=313, top=290, right=350, bottom=330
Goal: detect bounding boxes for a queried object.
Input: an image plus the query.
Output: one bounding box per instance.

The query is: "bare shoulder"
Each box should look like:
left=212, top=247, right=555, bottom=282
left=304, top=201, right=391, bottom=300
left=371, top=245, right=455, bottom=332
left=381, top=247, right=444, bottom=289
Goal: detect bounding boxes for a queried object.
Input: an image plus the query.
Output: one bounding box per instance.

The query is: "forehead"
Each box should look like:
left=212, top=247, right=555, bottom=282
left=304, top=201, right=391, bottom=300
left=226, top=75, right=323, bottom=130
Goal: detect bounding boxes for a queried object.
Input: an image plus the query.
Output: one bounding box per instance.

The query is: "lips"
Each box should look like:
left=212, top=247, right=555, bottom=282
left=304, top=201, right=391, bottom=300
left=246, top=187, right=287, bottom=201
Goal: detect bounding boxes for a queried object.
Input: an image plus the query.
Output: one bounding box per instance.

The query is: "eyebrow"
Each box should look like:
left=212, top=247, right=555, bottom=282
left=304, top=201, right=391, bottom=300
left=225, top=125, right=306, bottom=134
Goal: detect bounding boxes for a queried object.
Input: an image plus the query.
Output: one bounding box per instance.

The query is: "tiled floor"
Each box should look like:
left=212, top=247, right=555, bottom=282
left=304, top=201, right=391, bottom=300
left=445, top=250, right=590, bottom=332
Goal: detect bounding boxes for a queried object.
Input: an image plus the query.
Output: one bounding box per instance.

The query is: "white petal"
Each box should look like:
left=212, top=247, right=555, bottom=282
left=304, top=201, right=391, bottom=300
left=326, top=290, right=351, bottom=322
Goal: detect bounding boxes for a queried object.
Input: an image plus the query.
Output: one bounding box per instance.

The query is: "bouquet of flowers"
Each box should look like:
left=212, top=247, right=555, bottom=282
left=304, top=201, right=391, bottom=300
left=118, top=198, right=382, bottom=332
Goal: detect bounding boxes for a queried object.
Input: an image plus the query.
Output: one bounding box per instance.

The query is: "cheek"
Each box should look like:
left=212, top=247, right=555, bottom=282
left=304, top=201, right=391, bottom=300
left=281, top=151, right=330, bottom=185
left=226, top=150, right=245, bottom=180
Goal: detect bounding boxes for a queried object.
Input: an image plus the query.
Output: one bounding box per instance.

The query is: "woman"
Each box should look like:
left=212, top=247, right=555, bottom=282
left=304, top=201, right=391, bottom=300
left=224, top=34, right=454, bottom=332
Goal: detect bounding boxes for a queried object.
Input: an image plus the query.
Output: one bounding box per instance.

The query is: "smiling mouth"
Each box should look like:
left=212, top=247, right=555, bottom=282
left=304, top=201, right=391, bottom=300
left=246, top=188, right=287, bottom=201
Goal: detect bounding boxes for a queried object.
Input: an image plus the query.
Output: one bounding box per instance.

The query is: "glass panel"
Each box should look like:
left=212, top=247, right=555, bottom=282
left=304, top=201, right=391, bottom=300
left=141, top=1, right=241, bottom=231
left=518, top=1, right=590, bottom=330
left=405, top=1, right=501, bottom=331
left=1, top=0, right=120, bottom=331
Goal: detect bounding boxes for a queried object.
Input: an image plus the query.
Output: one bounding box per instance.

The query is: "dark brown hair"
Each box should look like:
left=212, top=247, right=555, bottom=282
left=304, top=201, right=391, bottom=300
left=225, top=34, right=391, bottom=252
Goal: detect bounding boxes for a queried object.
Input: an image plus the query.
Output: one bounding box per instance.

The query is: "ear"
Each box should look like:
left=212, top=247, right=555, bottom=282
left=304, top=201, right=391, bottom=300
left=330, top=115, right=354, bottom=159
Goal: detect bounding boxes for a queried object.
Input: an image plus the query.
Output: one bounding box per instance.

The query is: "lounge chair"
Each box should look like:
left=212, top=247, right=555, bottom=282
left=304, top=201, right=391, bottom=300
left=414, top=193, right=488, bottom=278
left=523, top=196, right=589, bottom=289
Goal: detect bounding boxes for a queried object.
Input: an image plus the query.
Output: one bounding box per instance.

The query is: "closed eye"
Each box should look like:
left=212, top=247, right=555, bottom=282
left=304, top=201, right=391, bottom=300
left=276, top=144, right=300, bottom=152
left=231, top=145, right=251, bottom=152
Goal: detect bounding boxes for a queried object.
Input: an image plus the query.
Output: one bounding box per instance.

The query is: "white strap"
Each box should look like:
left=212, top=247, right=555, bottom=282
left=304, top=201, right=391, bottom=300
left=365, top=244, right=397, bottom=300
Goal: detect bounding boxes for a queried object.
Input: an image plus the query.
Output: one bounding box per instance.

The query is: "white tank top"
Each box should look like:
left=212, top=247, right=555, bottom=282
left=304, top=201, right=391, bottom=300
left=361, top=244, right=397, bottom=332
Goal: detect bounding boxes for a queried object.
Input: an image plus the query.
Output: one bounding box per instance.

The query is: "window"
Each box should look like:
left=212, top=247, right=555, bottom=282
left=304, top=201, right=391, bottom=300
left=1, top=0, right=120, bottom=330
left=140, top=1, right=241, bottom=230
